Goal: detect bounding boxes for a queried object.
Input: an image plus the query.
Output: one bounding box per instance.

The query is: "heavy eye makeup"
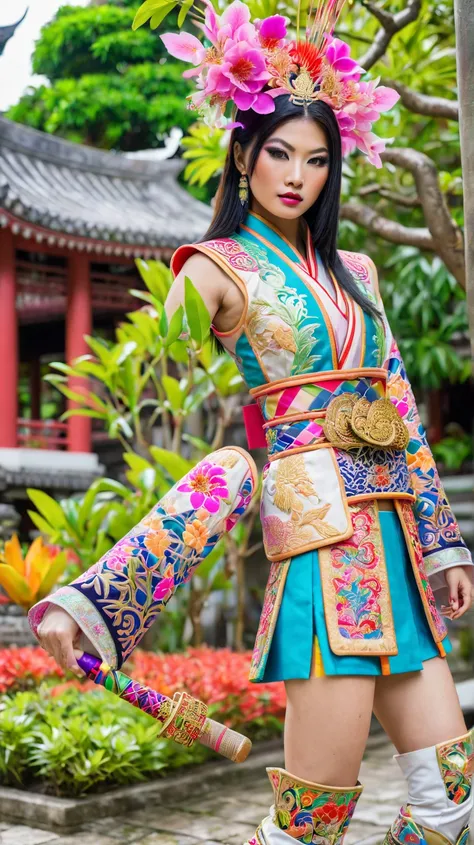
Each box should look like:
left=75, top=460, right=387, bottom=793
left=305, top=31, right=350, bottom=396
left=264, top=146, right=329, bottom=167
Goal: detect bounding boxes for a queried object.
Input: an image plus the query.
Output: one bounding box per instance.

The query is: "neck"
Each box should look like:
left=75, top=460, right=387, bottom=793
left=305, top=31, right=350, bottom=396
left=248, top=201, right=305, bottom=254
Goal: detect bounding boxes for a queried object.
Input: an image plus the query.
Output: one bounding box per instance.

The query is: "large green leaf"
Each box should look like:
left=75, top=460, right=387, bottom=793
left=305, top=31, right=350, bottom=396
left=162, top=375, right=184, bottom=412
left=27, top=489, right=67, bottom=530
left=184, top=276, right=211, bottom=350
left=149, top=446, right=193, bottom=481
left=132, top=0, right=177, bottom=30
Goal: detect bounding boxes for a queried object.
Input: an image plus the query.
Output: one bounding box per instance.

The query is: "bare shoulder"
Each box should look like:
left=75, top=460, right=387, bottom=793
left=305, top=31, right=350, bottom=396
left=166, top=251, right=226, bottom=319
left=179, top=252, right=229, bottom=289
left=177, top=251, right=246, bottom=335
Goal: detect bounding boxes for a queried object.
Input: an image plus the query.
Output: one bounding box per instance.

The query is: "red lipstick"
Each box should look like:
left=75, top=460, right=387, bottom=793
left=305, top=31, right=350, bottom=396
left=278, top=192, right=303, bottom=206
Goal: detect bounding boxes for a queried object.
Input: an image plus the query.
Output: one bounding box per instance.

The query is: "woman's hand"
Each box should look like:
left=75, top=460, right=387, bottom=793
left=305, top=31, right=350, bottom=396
left=441, top=566, right=474, bottom=620
left=36, top=606, right=85, bottom=677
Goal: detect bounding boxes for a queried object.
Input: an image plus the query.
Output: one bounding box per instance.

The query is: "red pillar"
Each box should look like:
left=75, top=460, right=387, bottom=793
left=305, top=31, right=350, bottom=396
left=66, top=253, right=92, bottom=452
left=0, top=228, right=18, bottom=447
left=30, top=358, right=41, bottom=421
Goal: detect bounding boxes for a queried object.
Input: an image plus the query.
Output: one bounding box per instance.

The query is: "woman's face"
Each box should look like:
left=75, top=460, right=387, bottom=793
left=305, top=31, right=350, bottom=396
left=236, top=116, right=330, bottom=221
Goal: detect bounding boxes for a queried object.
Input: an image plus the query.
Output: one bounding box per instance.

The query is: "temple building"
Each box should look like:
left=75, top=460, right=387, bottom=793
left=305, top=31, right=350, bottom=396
left=0, top=115, right=211, bottom=506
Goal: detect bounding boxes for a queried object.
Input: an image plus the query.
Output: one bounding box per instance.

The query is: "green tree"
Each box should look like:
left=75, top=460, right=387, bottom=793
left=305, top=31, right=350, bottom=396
left=6, top=1, right=195, bottom=150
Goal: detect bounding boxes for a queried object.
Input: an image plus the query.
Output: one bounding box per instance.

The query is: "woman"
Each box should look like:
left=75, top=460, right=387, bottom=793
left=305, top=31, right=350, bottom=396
left=31, top=2, right=473, bottom=844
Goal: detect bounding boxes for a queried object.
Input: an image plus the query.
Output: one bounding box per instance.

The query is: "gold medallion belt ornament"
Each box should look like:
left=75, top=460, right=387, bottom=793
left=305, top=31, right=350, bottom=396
left=322, top=393, right=410, bottom=452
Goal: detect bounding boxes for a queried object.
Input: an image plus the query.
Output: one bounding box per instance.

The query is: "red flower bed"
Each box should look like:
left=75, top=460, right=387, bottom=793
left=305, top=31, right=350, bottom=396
left=0, top=646, right=66, bottom=693
left=128, top=648, right=286, bottom=727
left=0, top=646, right=286, bottom=731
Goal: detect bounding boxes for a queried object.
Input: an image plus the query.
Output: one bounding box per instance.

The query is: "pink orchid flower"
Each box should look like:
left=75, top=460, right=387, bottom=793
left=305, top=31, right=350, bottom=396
left=222, top=40, right=272, bottom=91
left=200, top=0, right=220, bottom=43
left=219, top=0, right=252, bottom=39
left=325, top=37, right=364, bottom=80
left=256, top=15, right=288, bottom=47
left=160, top=31, right=207, bottom=66
left=355, top=131, right=388, bottom=168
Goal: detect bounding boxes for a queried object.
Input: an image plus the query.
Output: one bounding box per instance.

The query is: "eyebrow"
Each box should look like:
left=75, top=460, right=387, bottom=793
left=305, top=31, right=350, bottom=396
left=266, top=137, right=329, bottom=154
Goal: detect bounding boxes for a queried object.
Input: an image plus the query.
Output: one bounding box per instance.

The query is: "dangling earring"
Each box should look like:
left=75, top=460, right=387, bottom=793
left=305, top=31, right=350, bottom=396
left=238, top=172, right=249, bottom=205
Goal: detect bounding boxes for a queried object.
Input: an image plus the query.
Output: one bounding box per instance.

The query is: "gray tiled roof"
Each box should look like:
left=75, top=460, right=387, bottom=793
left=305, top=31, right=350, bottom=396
left=0, top=10, right=27, bottom=56
left=0, top=117, right=212, bottom=247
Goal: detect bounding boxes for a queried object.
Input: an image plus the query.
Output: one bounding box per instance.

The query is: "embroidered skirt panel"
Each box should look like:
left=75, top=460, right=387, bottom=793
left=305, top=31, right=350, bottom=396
left=249, top=499, right=450, bottom=681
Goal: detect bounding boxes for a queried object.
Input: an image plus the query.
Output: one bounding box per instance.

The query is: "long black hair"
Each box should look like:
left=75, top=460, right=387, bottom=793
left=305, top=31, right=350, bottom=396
left=200, top=95, right=380, bottom=353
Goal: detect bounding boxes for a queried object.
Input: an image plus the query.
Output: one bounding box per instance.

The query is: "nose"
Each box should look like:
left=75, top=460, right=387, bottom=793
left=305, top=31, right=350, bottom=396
left=285, top=163, right=303, bottom=189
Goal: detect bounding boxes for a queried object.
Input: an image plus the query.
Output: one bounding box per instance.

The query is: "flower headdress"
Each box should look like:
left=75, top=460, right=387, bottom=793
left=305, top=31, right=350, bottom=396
left=161, top=0, right=400, bottom=167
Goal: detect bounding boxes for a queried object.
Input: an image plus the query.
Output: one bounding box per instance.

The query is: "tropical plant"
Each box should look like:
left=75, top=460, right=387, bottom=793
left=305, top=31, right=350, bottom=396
left=379, top=249, right=470, bottom=390
left=432, top=427, right=473, bottom=472
left=0, top=536, right=67, bottom=611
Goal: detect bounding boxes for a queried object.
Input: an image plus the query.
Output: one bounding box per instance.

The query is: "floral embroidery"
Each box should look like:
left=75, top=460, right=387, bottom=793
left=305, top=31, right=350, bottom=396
left=336, top=446, right=412, bottom=498
left=205, top=237, right=259, bottom=272
left=397, top=501, right=447, bottom=643
left=29, top=449, right=257, bottom=670
left=387, top=803, right=471, bottom=845
left=232, top=232, right=324, bottom=376
left=268, top=767, right=362, bottom=845
left=437, top=732, right=474, bottom=804
left=388, top=805, right=426, bottom=845
left=424, top=546, right=473, bottom=577
left=177, top=461, right=230, bottom=513
left=249, top=558, right=291, bottom=682
left=318, top=502, right=397, bottom=655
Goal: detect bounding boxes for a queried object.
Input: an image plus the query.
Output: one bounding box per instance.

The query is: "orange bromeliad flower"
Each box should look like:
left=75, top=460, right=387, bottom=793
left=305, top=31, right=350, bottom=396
left=183, top=519, right=209, bottom=553
left=0, top=535, right=67, bottom=611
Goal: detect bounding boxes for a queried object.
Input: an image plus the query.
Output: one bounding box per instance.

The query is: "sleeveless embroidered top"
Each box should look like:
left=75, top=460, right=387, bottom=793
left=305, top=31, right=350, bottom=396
left=170, top=210, right=469, bottom=577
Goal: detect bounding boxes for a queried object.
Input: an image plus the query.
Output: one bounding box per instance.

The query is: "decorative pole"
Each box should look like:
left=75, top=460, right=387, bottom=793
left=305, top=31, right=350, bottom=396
left=454, top=0, right=474, bottom=362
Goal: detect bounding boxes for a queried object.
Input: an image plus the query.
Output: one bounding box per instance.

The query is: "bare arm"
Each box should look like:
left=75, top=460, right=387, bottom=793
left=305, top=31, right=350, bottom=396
left=165, top=252, right=226, bottom=326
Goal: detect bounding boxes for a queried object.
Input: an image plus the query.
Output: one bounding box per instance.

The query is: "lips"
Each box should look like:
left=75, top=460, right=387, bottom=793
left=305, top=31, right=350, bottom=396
left=279, top=193, right=302, bottom=200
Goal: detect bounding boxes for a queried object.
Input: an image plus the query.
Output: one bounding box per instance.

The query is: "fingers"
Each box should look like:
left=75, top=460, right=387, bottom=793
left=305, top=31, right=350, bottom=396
left=36, top=624, right=85, bottom=678
left=441, top=574, right=474, bottom=620
left=455, top=580, right=473, bottom=619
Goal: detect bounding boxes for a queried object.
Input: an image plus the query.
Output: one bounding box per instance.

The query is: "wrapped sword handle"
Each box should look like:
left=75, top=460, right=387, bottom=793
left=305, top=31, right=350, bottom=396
left=77, top=652, right=252, bottom=763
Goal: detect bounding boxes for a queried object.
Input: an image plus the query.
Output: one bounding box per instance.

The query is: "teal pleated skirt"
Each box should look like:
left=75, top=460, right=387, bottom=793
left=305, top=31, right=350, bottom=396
left=261, top=509, right=451, bottom=681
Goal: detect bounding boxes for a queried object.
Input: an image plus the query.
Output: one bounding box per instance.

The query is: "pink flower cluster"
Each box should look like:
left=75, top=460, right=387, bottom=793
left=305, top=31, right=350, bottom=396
left=161, top=1, right=287, bottom=124
left=320, top=37, right=400, bottom=168
left=161, top=0, right=400, bottom=167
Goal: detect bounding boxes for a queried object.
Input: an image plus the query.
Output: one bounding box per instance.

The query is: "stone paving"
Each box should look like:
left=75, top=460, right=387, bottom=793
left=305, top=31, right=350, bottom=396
left=0, top=739, right=473, bottom=845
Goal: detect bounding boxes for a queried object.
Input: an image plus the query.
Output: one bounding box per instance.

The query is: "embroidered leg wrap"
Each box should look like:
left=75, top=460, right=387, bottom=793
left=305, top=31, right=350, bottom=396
left=245, top=766, right=363, bottom=844
left=385, top=730, right=474, bottom=845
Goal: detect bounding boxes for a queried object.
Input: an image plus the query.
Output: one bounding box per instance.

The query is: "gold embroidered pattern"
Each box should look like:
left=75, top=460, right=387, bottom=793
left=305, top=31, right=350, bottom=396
left=323, top=393, right=409, bottom=451
left=160, top=691, right=208, bottom=747
left=318, top=501, right=398, bottom=656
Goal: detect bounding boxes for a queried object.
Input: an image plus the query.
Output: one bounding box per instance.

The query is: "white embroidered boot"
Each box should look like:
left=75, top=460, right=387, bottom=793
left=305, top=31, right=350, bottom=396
left=245, top=766, right=363, bottom=844
left=385, top=730, right=474, bottom=845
